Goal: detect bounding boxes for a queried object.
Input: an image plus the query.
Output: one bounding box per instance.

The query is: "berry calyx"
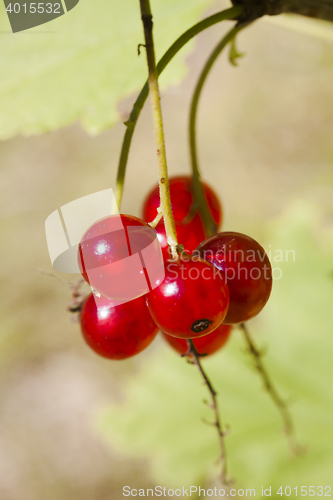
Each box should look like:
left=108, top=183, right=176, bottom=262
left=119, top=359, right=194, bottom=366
left=143, top=176, right=222, bottom=259
left=80, top=293, right=159, bottom=360
left=197, top=232, right=272, bottom=324
left=162, top=323, right=232, bottom=357
left=146, top=257, right=229, bottom=339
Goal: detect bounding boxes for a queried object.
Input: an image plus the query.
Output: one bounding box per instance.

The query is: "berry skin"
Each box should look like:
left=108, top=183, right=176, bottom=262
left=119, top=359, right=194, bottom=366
left=80, top=294, right=159, bottom=360
left=142, top=176, right=222, bottom=259
left=146, top=257, right=229, bottom=339
left=78, top=214, right=161, bottom=301
left=197, top=232, right=272, bottom=324
left=162, top=323, right=232, bottom=357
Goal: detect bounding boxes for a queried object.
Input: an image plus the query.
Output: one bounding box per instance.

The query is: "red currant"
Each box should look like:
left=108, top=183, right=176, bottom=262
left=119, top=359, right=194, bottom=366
left=80, top=293, right=159, bottom=360
left=142, top=176, right=222, bottom=259
left=146, top=257, right=229, bottom=339
left=78, top=214, right=162, bottom=301
left=197, top=232, right=272, bottom=324
left=162, top=323, right=232, bottom=357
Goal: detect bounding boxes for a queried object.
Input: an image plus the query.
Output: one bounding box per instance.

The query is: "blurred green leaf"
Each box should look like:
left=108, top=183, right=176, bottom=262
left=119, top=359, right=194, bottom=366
left=0, top=0, right=212, bottom=139
left=98, top=199, right=333, bottom=489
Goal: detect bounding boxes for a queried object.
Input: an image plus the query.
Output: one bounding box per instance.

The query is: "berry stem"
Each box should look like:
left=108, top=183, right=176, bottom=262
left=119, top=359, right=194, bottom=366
left=114, top=6, right=243, bottom=211
left=139, top=0, right=178, bottom=259
left=148, top=208, right=163, bottom=229
left=186, top=339, right=230, bottom=484
left=240, top=322, right=303, bottom=455
left=189, top=23, right=251, bottom=238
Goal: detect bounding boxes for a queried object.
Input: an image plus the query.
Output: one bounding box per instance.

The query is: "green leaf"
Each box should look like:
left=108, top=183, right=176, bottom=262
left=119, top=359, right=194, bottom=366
left=0, top=0, right=212, bottom=139
left=97, top=199, right=333, bottom=489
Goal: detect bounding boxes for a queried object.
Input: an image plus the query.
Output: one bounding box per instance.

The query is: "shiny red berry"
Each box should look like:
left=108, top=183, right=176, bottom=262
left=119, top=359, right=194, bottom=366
left=80, top=294, right=159, bottom=360
left=146, top=257, right=229, bottom=339
left=162, top=323, right=232, bottom=357
left=197, top=232, right=272, bottom=324
left=77, top=214, right=162, bottom=301
left=142, top=176, right=222, bottom=258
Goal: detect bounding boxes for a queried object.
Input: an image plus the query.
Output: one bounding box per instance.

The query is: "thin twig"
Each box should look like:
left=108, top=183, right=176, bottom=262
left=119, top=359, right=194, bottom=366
left=37, top=268, right=74, bottom=287
left=186, top=339, right=230, bottom=484
left=240, top=322, right=304, bottom=455
left=139, top=0, right=179, bottom=259
left=37, top=268, right=87, bottom=313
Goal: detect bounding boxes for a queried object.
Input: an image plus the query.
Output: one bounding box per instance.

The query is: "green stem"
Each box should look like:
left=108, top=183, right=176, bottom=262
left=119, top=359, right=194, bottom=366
left=189, top=23, right=251, bottom=238
left=139, top=0, right=178, bottom=259
left=114, top=5, right=243, bottom=211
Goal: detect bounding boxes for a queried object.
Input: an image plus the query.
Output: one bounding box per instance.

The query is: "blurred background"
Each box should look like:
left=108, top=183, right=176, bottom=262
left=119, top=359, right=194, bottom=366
left=1, top=1, right=333, bottom=498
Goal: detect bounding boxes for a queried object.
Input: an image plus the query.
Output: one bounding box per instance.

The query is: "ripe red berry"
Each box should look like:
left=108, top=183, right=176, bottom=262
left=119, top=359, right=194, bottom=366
left=77, top=214, right=162, bottom=301
left=142, top=176, right=222, bottom=259
left=162, top=323, right=232, bottom=357
left=80, top=293, right=159, bottom=360
left=146, top=257, right=229, bottom=339
left=197, top=232, right=272, bottom=324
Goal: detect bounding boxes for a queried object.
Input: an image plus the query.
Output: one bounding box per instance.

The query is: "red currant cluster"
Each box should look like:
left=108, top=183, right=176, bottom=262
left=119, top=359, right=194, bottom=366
left=78, top=176, right=272, bottom=360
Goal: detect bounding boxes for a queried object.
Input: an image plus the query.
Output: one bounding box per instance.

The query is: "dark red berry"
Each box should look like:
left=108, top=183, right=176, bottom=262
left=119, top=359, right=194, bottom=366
left=197, top=232, right=272, bottom=324
left=142, top=176, right=222, bottom=259
left=162, top=323, right=232, bottom=357
left=146, top=257, right=229, bottom=339
left=80, top=293, right=159, bottom=360
left=77, top=214, right=162, bottom=300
